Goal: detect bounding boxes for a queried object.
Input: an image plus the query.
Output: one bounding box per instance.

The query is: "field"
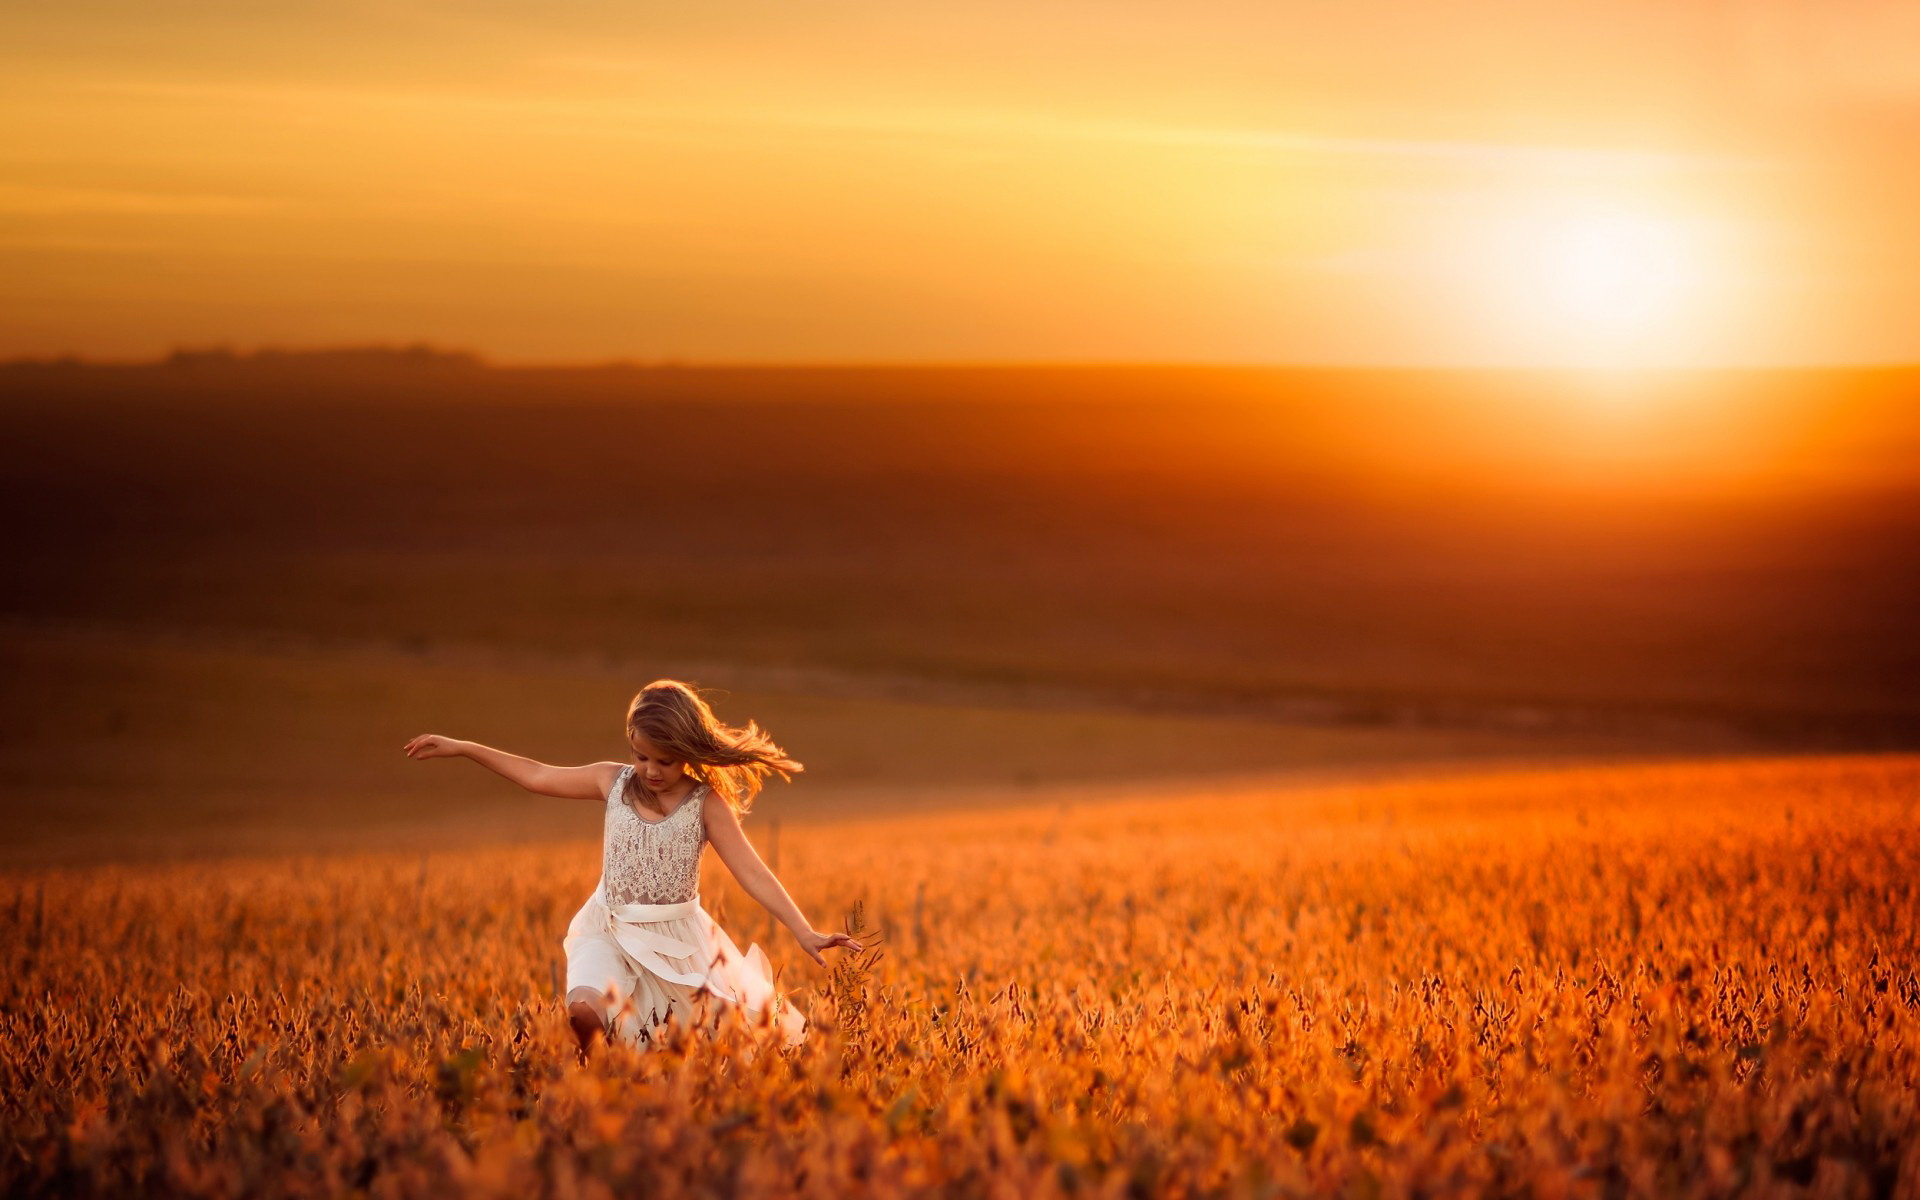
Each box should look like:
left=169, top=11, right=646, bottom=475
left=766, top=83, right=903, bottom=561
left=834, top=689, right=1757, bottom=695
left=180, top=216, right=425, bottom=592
left=6, top=752, right=1917, bottom=1198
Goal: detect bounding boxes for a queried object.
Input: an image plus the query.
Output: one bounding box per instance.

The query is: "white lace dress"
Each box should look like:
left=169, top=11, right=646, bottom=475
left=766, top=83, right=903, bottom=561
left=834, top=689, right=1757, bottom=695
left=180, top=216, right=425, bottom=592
left=563, top=765, right=804, bottom=1048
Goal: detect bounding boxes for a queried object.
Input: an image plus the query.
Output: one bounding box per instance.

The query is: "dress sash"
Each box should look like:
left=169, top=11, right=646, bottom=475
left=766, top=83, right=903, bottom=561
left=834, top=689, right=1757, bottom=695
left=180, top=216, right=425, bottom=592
left=589, top=878, right=712, bottom=988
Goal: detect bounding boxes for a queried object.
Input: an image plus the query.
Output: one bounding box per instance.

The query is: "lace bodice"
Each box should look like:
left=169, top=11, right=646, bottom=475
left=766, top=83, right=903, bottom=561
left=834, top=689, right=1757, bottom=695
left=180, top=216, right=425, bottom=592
left=601, top=765, right=709, bottom=906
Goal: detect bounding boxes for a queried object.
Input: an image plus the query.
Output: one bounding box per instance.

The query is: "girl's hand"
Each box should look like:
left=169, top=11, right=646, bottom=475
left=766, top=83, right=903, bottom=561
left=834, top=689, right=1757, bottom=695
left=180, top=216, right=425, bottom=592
left=795, top=928, right=864, bottom=966
left=403, top=734, right=466, bottom=760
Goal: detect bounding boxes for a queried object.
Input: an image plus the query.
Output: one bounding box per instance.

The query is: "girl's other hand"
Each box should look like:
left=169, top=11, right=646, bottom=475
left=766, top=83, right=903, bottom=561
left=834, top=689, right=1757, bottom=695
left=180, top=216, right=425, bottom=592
left=796, top=929, right=864, bottom=966
left=403, top=734, right=465, bottom=760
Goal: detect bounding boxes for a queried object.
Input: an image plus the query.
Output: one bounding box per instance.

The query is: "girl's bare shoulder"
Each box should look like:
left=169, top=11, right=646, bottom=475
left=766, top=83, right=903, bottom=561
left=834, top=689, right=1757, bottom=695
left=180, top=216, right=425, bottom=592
left=699, top=788, right=744, bottom=832
left=580, top=761, right=627, bottom=801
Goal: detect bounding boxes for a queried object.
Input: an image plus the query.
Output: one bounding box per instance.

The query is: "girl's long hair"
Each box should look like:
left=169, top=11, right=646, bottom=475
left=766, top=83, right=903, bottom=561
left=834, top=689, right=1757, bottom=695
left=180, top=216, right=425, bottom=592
left=623, top=680, right=802, bottom=816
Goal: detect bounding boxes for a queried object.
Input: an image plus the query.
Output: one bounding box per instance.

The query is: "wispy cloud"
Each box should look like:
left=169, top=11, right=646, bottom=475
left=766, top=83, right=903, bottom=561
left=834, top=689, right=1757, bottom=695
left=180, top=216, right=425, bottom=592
left=68, top=76, right=1779, bottom=177
left=757, top=106, right=1785, bottom=175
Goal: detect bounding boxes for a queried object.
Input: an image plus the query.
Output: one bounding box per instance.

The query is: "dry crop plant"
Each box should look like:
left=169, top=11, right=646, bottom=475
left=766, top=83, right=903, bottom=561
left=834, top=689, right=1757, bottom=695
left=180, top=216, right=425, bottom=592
left=2, top=753, right=1917, bottom=1198
left=817, top=900, right=886, bottom=1057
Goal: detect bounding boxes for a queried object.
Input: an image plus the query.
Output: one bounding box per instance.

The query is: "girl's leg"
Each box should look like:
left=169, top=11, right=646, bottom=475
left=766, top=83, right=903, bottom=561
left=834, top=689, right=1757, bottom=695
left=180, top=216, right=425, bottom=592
left=566, top=986, right=610, bottom=1055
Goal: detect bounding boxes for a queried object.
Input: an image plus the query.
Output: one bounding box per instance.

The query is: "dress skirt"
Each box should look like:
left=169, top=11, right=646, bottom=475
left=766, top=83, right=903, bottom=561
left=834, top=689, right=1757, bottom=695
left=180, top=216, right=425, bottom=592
left=563, top=879, right=806, bottom=1049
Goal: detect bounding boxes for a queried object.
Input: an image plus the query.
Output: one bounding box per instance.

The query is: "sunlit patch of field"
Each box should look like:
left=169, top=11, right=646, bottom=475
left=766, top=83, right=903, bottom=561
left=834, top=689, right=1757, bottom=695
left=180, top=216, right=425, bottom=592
left=4, top=754, right=1916, bottom=1197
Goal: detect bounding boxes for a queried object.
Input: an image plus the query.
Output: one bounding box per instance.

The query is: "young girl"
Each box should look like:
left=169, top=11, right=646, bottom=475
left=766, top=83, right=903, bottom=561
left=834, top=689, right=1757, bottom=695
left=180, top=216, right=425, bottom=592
left=402, top=679, right=862, bottom=1055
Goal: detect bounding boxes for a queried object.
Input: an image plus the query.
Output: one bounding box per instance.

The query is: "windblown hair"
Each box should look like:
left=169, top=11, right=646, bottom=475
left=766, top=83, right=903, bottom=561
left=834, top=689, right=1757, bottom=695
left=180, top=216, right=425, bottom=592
left=622, top=680, right=802, bottom=817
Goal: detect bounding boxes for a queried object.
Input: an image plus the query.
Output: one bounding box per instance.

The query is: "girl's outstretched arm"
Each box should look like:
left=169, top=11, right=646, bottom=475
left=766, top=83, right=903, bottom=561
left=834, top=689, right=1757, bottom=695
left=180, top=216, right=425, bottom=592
left=402, top=734, right=615, bottom=801
left=704, top=801, right=863, bottom=966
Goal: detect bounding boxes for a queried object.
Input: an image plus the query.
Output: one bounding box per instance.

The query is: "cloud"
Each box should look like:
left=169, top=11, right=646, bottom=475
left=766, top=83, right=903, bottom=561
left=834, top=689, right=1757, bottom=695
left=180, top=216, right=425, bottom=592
left=759, top=106, right=1784, bottom=175
left=70, top=76, right=1780, bottom=178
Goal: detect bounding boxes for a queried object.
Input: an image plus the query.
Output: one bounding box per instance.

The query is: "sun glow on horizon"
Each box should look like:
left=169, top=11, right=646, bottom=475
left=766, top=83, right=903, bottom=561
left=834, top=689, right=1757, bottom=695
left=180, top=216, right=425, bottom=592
left=1443, top=192, right=1736, bottom=371
left=1528, top=210, right=1698, bottom=334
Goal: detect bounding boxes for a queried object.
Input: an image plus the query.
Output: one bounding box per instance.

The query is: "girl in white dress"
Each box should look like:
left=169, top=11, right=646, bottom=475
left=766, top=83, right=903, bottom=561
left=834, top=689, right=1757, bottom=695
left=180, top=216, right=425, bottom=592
left=403, top=679, right=862, bottom=1055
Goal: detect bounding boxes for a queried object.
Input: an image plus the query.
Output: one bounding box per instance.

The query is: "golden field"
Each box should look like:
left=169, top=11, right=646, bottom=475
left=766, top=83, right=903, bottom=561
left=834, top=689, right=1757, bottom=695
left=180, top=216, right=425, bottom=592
left=5, top=752, right=1916, bottom=1198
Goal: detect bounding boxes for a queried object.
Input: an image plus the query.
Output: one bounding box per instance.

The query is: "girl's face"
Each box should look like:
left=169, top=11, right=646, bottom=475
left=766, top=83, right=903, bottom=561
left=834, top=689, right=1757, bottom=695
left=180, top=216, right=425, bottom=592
left=629, top=733, right=689, bottom=791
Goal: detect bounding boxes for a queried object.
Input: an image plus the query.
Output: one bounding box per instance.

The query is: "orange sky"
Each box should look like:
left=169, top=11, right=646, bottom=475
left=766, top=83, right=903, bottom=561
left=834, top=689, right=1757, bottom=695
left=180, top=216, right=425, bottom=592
left=4, top=2, right=1918, bottom=367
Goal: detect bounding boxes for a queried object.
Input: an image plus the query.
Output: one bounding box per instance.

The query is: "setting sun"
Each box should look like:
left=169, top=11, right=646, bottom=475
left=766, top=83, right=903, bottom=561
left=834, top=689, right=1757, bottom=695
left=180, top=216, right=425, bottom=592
left=1529, top=208, right=1698, bottom=334
left=1451, top=194, right=1731, bottom=370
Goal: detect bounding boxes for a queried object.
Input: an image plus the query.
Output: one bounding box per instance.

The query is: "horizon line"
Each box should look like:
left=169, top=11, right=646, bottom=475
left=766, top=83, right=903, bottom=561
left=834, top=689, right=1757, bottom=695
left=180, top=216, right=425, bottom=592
left=4, top=345, right=1919, bottom=374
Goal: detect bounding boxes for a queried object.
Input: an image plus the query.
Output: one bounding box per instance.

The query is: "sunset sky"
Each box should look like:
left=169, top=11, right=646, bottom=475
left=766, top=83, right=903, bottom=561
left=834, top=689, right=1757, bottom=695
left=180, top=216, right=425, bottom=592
left=4, top=1, right=1919, bottom=368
